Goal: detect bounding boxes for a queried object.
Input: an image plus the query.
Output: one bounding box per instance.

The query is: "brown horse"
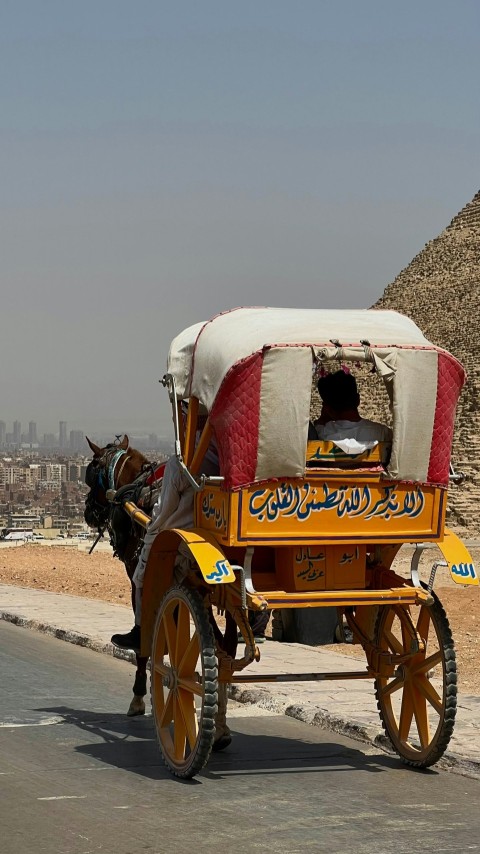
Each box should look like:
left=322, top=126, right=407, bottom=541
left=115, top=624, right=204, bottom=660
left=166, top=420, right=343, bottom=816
left=84, top=434, right=161, bottom=716
left=84, top=434, right=238, bottom=748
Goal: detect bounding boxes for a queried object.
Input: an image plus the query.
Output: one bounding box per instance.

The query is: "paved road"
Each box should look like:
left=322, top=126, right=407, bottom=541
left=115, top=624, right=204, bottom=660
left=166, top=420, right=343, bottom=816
left=1, top=621, right=479, bottom=854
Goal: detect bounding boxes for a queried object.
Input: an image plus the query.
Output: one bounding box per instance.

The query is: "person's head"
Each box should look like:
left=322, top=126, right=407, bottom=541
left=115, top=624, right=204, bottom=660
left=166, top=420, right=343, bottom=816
left=317, top=370, right=360, bottom=420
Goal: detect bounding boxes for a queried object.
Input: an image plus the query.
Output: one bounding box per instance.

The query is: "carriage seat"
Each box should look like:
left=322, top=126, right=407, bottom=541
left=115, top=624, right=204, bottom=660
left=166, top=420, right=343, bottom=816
left=306, top=440, right=391, bottom=470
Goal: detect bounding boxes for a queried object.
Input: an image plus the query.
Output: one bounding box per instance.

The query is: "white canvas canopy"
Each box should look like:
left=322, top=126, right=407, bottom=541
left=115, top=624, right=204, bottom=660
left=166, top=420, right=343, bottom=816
left=166, top=307, right=465, bottom=487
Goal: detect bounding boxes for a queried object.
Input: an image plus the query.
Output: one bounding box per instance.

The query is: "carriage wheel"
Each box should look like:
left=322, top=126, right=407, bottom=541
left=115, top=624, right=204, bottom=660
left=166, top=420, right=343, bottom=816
left=151, top=585, right=218, bottom=779
left=374, top=587, right=456, bottom=768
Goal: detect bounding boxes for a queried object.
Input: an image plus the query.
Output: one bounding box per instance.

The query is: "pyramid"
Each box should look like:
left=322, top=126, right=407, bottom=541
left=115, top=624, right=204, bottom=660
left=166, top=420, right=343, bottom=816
left=373, top=189, right=480, bottom=530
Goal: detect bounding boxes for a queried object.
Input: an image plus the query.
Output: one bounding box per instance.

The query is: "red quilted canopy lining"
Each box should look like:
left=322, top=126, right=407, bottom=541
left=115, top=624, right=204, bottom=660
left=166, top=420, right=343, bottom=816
left=210, top=351, right=263, bottom=489
left=427, top=352, right=466, bottom=485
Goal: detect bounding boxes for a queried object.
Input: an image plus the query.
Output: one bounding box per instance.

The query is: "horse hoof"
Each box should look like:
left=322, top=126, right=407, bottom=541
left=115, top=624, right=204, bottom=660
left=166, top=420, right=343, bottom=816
left=127, top=696, right=146, bottom=717
left=212, top=731, right=232, bottom=752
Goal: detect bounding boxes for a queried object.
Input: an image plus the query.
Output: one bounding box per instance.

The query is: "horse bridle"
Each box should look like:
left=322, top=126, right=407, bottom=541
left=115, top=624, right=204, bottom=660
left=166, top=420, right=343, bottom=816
left=84, top=445, right=131, bottom=531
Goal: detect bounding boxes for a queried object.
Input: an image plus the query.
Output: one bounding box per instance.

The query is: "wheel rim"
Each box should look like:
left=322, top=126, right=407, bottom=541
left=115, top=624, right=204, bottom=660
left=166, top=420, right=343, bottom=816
left=151, top=589, right=214, bottom=774
left=375, top=601, right=455, bottom=765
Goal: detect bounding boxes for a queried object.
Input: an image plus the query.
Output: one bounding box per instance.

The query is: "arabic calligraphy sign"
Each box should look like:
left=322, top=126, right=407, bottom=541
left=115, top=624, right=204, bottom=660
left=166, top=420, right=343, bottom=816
left=276, top=544, right=366, bottom=590
left=451, top=562, right=477, bottom=582
left=249, top=482, right=425, bottom=524
left=199, top=491, right=228, bottom=534
left=195, top=479, right=444, bottom=546
left=239, top=479, right=443, bottom=543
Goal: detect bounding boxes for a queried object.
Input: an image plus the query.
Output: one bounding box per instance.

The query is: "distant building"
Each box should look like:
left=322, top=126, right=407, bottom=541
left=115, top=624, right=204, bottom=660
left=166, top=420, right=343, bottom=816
left=59, top=421, right=67, bottom=449
left=69, top=430, right=85, bottom=452
left=67, top=462, right=81, bottom=482
left=13, top=421, right=21, bottom=445
left=28, top=421, right=38, bottom=444
left=41, top=463, right=66, bottom=484
left=8, top=512, right=41, bottom=530
left=0, top=421, right=6, bottom=446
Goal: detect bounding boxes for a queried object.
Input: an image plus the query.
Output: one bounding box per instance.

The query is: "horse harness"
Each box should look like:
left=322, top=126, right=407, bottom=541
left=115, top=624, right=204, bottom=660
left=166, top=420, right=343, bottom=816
left=85, top=445, right=162, bottom=559
left=84, top=446, right=130, bottom=530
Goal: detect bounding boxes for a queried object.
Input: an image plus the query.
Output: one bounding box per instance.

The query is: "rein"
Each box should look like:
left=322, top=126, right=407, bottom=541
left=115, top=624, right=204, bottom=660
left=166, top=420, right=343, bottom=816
left=105, top=448, right=129, bottom=491
left=115, top=452, right=131, bottom=487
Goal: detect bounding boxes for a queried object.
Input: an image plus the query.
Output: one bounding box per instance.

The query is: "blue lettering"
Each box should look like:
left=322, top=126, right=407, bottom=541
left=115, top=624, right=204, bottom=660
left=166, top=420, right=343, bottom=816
left=249, top=483, right=425, bottom=525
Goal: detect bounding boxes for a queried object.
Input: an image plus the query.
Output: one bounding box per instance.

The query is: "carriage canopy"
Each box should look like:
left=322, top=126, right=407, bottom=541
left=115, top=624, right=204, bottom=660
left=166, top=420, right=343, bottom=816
left=167, top=307, right=465, bottom=488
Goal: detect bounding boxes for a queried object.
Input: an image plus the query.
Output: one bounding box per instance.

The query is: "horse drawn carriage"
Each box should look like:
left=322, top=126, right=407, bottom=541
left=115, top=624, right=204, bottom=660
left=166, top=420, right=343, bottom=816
left=86, top=307, right=478, bottom=779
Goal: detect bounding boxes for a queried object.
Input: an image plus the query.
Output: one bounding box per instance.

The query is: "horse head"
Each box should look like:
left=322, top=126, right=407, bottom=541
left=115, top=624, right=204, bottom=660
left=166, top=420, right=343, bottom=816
left=84, top=434, right=149, bottom=531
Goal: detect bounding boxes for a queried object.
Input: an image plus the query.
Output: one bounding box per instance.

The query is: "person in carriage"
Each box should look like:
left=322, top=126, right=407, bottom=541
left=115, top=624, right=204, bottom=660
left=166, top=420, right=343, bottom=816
left=309, top=368, right=392, bottom=451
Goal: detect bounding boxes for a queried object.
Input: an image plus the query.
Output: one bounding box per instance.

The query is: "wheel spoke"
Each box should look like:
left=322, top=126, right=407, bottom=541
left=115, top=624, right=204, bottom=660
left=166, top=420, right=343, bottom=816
left=177, top=687, right=199, bottom=749
left=173, top=694, right=187, bottom=761
left=384, top=628, right=404, bottom=656
left=414, top=674, right=443, bottom=715
left=153, top=661, right=170, bottom=678
left=395, top=606, right=415, bottom=651
left=178, top=675, right=204, bottom=697
left=175, top=601, right=191, bottom=666
left=416, top=605, right=431, bottom=643
left=380, top=673, right=405, bottom=697
left=411, top=649, right=443, bottom=676
left=398, top=683, right=414, bottom=742
left=411, top=684, right=431, bottom=749
left=153, top=623, right=166, bottom=660
left=163, top=610, right=178, bottom=665
left=178, top=631, right=200, bottom=678
left=383, top=608, right=395, bottom=633
left=158, top=688, right=174, bottom=728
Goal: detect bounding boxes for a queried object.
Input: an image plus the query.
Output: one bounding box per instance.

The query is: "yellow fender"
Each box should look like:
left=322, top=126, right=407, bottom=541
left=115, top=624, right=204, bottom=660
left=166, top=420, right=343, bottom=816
left=140, top=527, right=235, bottom=657
left=437, top=527, right=478, bottom=586
left=169, top=528, right=236, bottom=585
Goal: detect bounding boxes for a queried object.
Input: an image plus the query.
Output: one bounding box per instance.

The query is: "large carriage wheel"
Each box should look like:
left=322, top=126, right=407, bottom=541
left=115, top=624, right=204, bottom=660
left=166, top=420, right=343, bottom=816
left=374, top=587, right=456, bottom=768
left=151, top=585, right=218, bottom=779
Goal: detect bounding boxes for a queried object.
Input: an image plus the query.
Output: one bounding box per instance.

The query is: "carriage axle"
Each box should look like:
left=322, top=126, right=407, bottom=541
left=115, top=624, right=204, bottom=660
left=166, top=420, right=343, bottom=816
left=230, top=670, right=373, bottom=683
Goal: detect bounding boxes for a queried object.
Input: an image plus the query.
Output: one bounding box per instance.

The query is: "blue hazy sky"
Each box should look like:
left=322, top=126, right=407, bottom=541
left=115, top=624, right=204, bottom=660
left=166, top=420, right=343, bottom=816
left=1, top=1, right=479, bottom=437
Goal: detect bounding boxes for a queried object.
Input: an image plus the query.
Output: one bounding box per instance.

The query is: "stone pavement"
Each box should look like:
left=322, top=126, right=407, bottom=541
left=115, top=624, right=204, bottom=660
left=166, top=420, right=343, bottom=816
left=1, top=582, right=480, bottom=779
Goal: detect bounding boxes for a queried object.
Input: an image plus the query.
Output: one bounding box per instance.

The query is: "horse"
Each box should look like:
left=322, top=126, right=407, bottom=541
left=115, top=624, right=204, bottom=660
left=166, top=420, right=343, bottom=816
left=84, top=433, right=239, bottom=748
left=84, top=434, right=162, bottom=716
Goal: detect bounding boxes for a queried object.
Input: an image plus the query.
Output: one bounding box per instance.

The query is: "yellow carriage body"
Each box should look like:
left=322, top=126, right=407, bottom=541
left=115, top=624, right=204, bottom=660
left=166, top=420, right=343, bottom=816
left=196, top=475, right=446, bottom=549
left=193, top=440, right=446, bottom=595
left=132, top=307, right=478, bottom=778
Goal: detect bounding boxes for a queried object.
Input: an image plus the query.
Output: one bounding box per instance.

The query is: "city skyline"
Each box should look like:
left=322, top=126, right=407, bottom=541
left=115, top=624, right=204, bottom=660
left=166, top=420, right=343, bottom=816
left=0, top=417, right=167, bottom=449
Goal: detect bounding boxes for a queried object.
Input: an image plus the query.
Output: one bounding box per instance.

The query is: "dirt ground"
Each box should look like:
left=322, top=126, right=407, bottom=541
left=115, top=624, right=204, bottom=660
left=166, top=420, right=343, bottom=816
left=1, top=542, right=479, bottom=694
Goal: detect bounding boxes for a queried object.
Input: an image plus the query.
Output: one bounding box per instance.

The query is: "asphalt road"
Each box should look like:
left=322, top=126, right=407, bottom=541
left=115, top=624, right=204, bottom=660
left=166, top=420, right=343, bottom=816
left=1, top=620, right=480, bottom=854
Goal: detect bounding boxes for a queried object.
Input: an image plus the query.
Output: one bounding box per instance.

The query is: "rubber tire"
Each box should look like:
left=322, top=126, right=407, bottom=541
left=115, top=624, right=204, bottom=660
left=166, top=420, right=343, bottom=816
left=374, top=584, right=457, bottom=769
left=151, top=584, right=218, bottom=779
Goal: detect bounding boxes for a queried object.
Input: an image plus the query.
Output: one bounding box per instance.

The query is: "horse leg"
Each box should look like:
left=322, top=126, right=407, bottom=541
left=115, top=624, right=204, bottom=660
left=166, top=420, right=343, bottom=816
left=125, top=556, right=148, bottom=716
left=127, top=653, right=148, bottom=716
